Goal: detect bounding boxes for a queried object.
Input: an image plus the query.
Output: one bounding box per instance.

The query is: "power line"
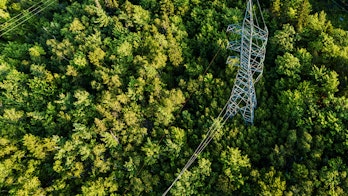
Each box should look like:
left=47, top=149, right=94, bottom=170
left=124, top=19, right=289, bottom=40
left=0, top=0, right=55, bottom=37
left=0, top=0, right=44, bottom=29
left=332, top=0, right=348, bottom=13
left=1, top=1, right=54, bottom=36
left=122, top=42, right=224, bottom=195
left=162, top=103, right=231, bottom=195
left=162, top=0, right=268, bottom=194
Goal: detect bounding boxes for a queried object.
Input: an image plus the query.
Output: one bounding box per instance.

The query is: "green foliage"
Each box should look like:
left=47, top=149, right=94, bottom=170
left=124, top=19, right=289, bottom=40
left=258, top=167, right=286, bottom=196
left=0, top=0, right=347, bottom=195
left=271, top=24, right=296, bottom=53
left=217, top=147, right=250, bottom=192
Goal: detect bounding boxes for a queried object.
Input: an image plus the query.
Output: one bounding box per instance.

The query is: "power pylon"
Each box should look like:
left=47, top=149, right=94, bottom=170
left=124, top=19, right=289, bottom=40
left=226, top=0, right=268, bottom=124
left=163, top=0, right=268, bottom=195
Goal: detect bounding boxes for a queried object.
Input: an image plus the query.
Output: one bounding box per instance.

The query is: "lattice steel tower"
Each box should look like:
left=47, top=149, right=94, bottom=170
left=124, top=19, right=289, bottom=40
left=163, top=1, right=268, bottom=194
left=225, top=0, right=268, bottom=124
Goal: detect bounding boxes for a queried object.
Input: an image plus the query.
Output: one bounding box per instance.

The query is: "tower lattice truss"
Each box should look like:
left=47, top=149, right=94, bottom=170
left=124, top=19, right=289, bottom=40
left=225, top=0, right=268, bottom=124
left=162, top=1, right=269, bottom=194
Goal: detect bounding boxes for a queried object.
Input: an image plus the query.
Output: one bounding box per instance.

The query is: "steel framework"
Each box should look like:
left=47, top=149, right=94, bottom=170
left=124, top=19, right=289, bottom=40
left=225, top=0, right=268, bottom=124
left=162, top=1, right=268, bottom=195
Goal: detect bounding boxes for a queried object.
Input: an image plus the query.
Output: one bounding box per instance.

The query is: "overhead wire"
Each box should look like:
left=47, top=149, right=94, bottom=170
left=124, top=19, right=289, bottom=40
left=163, top=0, right=267, bottom=194
left=1, top=0, right=55, bottom=36
left=0, top=1, right=53, bottom=36
left=0, top=0, right=264, bottom=194
left=331, top=0, right=348, bottom=13
left=2, top=0, right=231, bottom=194
left=251, top=1, right=260, bottom=29
left=0, top=0, right=55, bottom=37
left=122, top=42, right=224, bottom=195
left=0, top=0, right=44, bottom=29
left=162, top=101, right=231, bottom=195
left=256, top=0, right=266, bottom=29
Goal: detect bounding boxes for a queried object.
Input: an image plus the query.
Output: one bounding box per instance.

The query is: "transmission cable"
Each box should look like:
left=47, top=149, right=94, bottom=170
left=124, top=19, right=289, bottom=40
left=0, top=0, right=44, bottom=29
left=122, top=42, right=224, bottom=195
left=1, top=0, right=55, bottom=36
left=163, top=1, right=266, bottom=193
left=256, top=0, right=266, bottom=29
left=0, top=0, right=55, bottom=37
left=162, top=101, right=231, bottom=195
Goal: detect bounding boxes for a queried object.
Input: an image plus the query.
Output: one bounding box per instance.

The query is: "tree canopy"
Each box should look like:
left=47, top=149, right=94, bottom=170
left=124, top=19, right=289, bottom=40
left=0, top=0, right=347, bottom=195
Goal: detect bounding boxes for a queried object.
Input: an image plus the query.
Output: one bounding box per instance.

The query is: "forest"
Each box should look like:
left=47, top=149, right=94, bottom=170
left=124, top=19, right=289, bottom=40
left=0, top=0, right=347, bottom=195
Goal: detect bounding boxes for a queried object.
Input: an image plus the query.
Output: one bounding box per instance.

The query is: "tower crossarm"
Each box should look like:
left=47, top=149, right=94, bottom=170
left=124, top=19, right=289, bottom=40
left=227, top=41, right=241, bottom=53
left=227, top=24, right=242, bottom=35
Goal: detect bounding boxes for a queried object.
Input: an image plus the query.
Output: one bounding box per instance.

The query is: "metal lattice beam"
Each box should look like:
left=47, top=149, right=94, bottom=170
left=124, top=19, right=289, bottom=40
left=162, top=1, right=268, bottom=194
left=225, top=0, right=268, bottom=124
